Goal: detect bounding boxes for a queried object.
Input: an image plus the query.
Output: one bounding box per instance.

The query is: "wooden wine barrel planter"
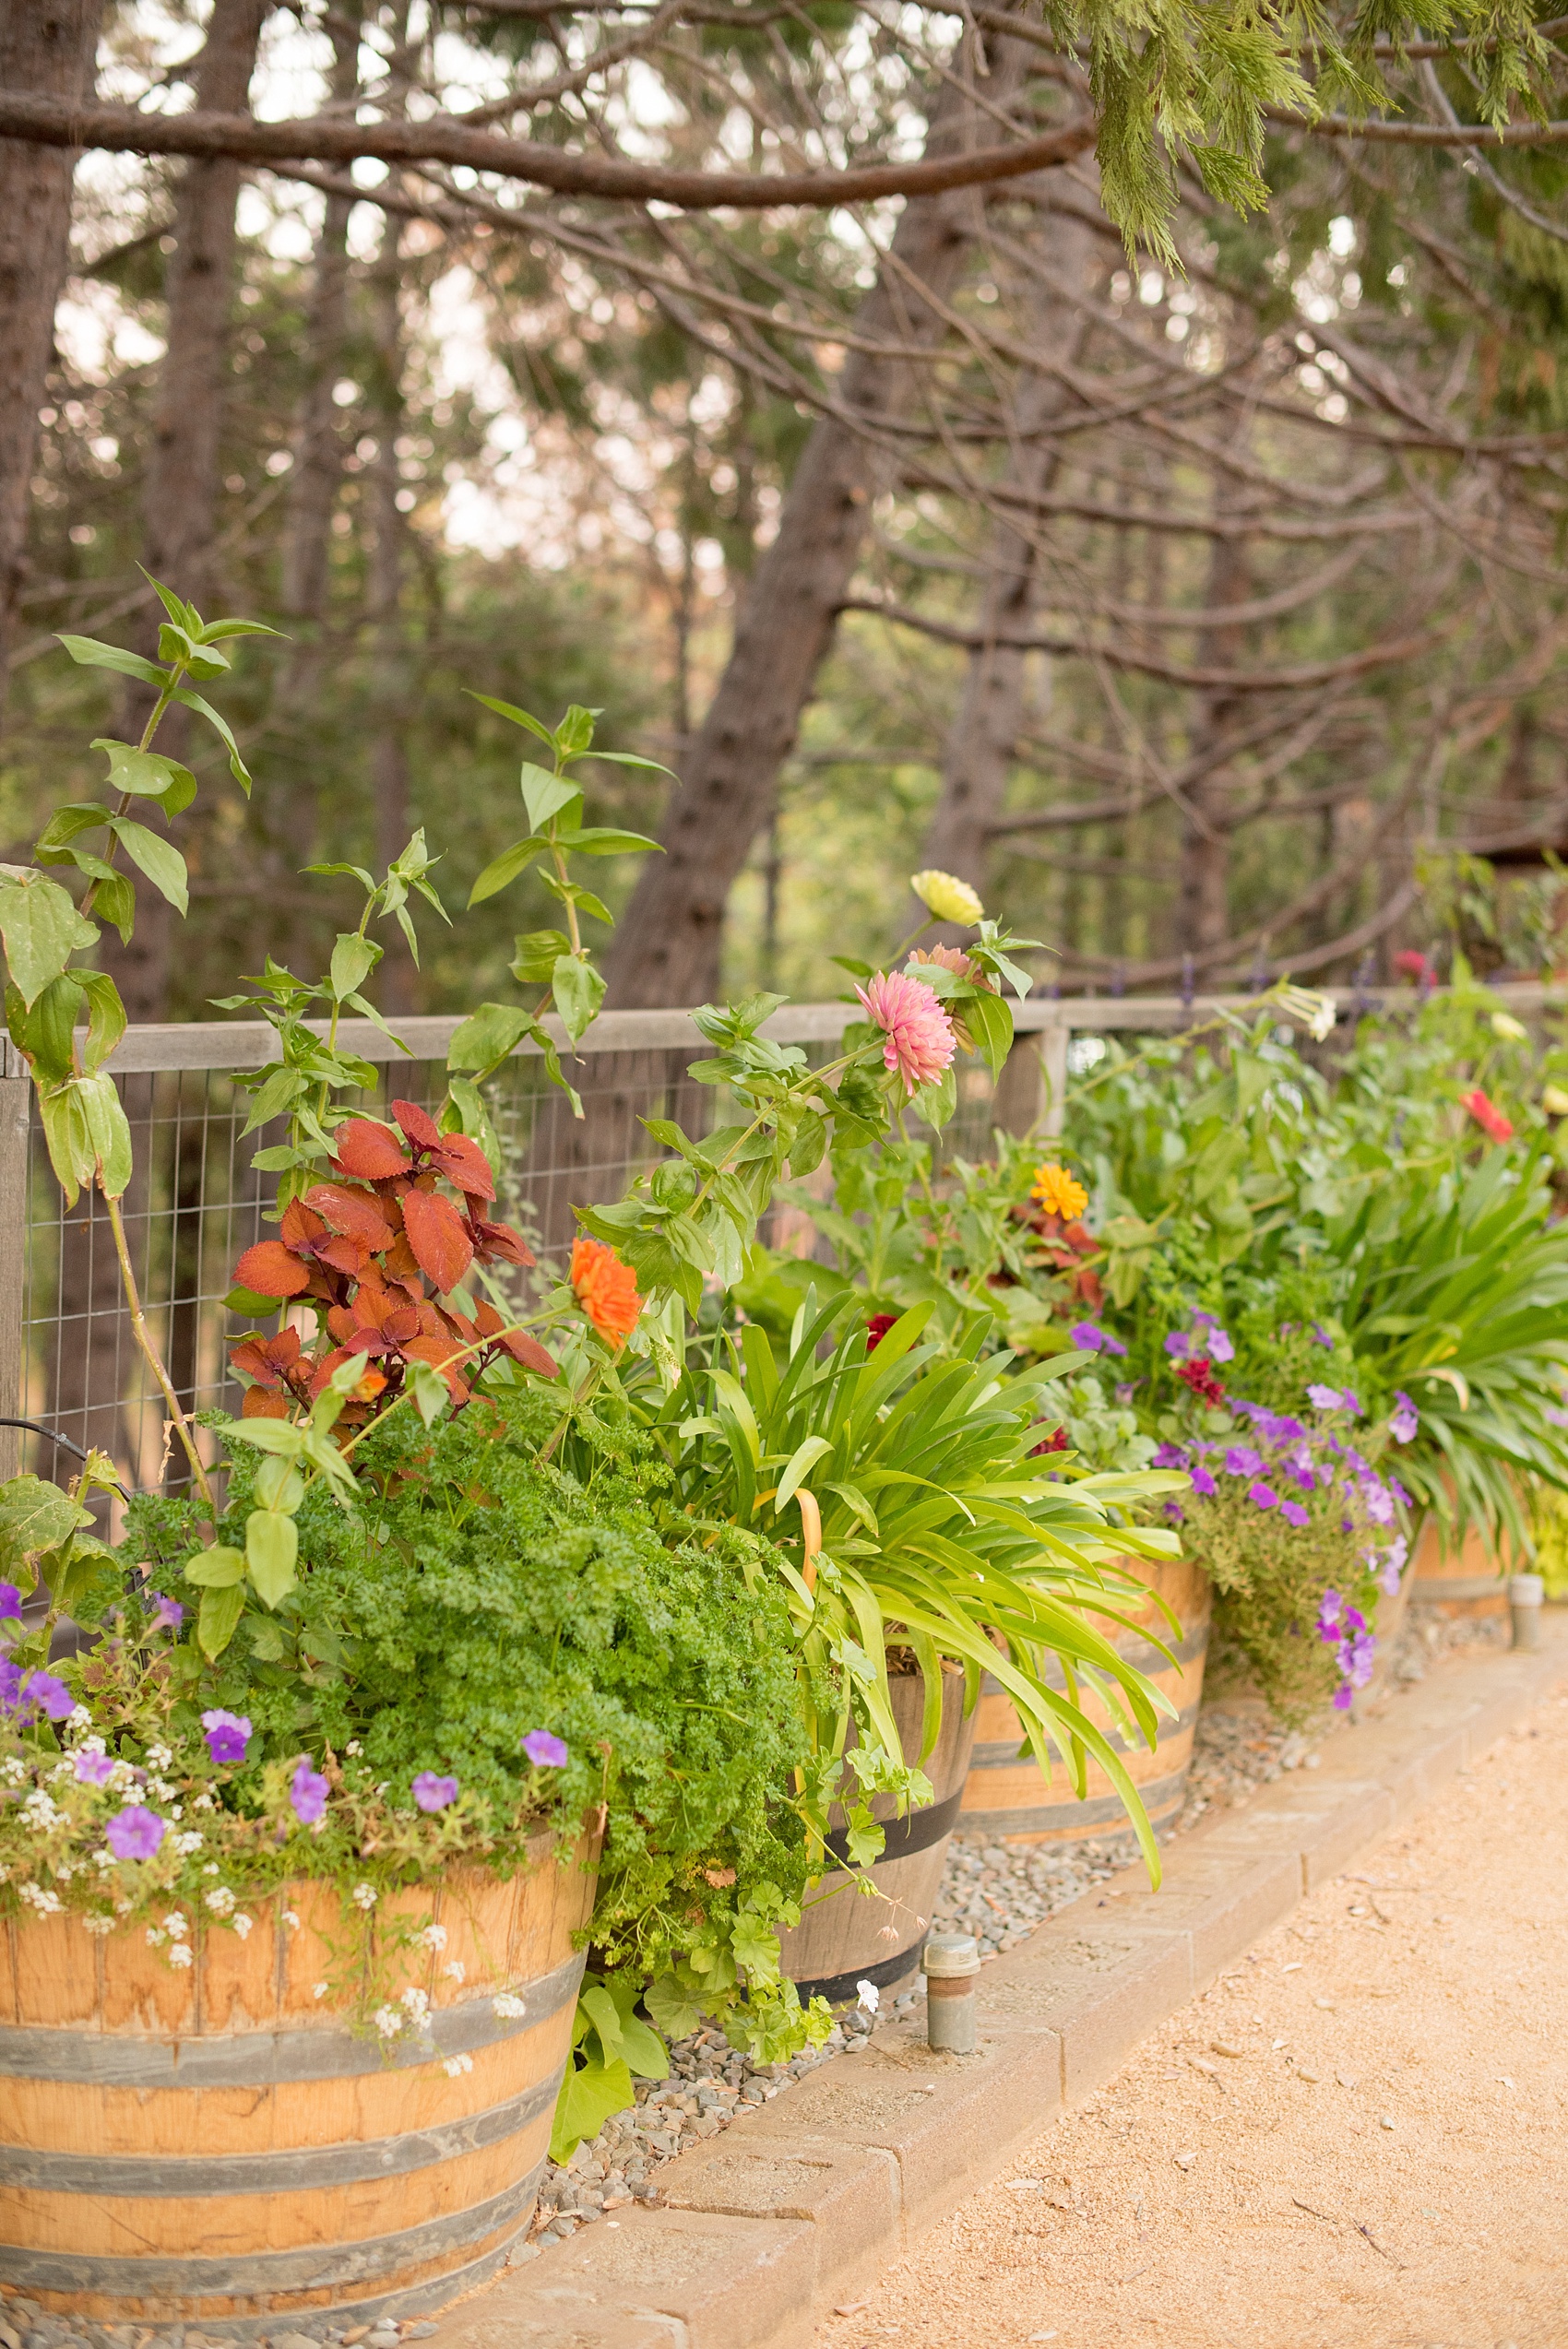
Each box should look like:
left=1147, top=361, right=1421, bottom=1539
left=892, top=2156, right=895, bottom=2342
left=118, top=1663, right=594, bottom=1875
left=958, top=1553, right=1211, bottom=1846
left=776, top=1663, right=976, bottom=2007
left=0, top=1833, right=596, bottom=2333
left=1408, top=1506, right=1514, bottom=1626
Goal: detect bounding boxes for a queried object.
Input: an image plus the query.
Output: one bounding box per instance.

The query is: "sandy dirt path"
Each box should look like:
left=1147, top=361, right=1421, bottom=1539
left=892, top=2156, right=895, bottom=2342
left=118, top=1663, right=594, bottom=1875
left=816, top=1677, right=1568, bottom=2349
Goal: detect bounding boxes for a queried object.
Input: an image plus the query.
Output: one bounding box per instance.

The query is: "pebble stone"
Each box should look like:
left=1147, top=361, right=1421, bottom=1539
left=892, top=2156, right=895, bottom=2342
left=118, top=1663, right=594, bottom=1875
left=0, top=2324, right=445, bottom=2349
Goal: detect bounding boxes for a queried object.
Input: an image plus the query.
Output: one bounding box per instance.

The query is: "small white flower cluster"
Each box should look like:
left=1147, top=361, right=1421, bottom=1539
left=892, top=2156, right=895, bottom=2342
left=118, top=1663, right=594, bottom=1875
left=351, top=1881, right=377, bottom=1911
left=147, top=1911, right=193, bottom=1968
left=444, top=2051, right=474, bottom=2080
left=18, top=1881, right=62, bottom=1915
left=418, top=1920, right=448, bottom=1952
left=313, top=1980, right=330, bottom=1999
left=205, top=1884, right=237, bottom=1918
left=232, top=1914, right=253, bottom=1940
left=493, top=1991, right=527, bottom=2021
left=445, top=1959, right=466, bottom=1984
left=282, top=1908, right=301, bottom=1932
left=0, top=1755, right=27, bottom=1785
left=66, top=1705, right=92, bottom=1734
left=174, top=1831, right=204, bottom=1857
left=21, top=1788, right=62, bottom=1834
left=81, top=1911, right=115, bottom=1936
left=371, top=1983, right=433, bottom=2041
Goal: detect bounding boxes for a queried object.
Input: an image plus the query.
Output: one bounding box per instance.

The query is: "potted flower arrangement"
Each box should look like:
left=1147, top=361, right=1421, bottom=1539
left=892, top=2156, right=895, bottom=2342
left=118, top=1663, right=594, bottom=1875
left=0, top=622, right=1186, bottom=2319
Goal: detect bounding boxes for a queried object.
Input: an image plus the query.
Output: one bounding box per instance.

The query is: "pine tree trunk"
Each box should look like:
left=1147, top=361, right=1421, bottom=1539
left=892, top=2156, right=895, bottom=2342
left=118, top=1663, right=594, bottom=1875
left=0, top=0, right=104, bottom=700
left=1178, top=481, right=1251, bottom=962
left=603, top=41, right=1047, bottom=1012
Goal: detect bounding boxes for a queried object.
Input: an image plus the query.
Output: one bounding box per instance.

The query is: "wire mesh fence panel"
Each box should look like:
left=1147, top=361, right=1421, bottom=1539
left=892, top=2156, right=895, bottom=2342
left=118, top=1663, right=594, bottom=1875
left=5, top=981, right=1532, bottom=1501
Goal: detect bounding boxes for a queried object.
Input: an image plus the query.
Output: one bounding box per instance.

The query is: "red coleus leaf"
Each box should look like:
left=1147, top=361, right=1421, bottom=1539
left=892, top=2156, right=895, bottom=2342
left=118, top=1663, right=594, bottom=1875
left=402, top=1331, right=472, bottom=1402
left=303, top=1181, right=395, bottom=1251
left=232, top=1240, right=312, bottom=1299
left=331, top=1118, right=413, bottom=1180
left=242, top=1388, right=293, bottom=1419
left=392, top=1097, right=444, bottom=1150
left=473, top=1299, right=559, bottom=1379
left=402, top=1188, right=474, bottom=1294
left=469, top=1213, right=534, bottom=1268
left=431, top=1131, right=496, bottom=1202
left=230, top=1327, right=303, bottom=1386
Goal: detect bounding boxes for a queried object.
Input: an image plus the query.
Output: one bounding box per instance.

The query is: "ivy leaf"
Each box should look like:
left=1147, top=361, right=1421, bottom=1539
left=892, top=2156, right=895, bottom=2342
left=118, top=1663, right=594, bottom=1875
left=519, top=764, right=581, bottom=833
left=448, top=1001, right=532, bottom=1077
left=328, top=931, right=378, bottom=1002
left=183, top=1545, right=247, bottom=1588
left=55, top=634, right=164, bottom=687
left=90, top=738, right=196, bottom=812
left=244, top=1509, right=299, bottom=1609
left=197, top=1582, right=246, bottom=1662
left=552, top=954, right=606, bottom=1048
left=108, top=819, right=187, bottom=916
left=468, top=836, right=545, bottom=907
left=0, top=872, right=98, bottom=1008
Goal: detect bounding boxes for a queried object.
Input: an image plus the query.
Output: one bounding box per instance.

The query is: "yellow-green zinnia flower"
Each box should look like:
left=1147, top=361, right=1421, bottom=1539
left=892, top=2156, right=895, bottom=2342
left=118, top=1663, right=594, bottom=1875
left=910, top=868, right=983, bottom=925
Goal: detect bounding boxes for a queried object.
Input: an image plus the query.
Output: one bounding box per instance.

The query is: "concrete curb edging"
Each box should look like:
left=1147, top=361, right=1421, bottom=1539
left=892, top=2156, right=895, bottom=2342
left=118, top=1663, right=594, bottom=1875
left=428, top=1632, right=1568, bottom=2349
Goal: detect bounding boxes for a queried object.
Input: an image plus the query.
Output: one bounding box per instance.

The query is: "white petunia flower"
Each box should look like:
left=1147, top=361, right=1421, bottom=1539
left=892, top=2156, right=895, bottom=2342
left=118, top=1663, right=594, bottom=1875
left=855, top=1979, right=880, bottom=2014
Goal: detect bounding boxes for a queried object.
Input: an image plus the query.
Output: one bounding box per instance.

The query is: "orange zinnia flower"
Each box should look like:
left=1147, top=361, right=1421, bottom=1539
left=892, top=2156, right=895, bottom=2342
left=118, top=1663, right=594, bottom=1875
left=570, top=1236, right=642, bottom=1347
left=1030, top=1161, right=1088, bottom=1221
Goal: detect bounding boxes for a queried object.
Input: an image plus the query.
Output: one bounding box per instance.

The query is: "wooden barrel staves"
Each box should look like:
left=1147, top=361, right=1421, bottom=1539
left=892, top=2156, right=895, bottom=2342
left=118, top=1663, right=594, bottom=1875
left=776, top=1664, right=976, bottom=2007
left=1408, top=1508, right=1513, bottom=1626
left=959, top=1554, right=1211, bottom=1846
left=0, top=1833, right=596, bottom=2333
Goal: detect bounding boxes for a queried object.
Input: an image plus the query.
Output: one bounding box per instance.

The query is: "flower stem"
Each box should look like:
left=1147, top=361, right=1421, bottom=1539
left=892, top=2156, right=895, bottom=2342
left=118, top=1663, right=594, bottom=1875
left=101, top=1183, right=217, bottom=1516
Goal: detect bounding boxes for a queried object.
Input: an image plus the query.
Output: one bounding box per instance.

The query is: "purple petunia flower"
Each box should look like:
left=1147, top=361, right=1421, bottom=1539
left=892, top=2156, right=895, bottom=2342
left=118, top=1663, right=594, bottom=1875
left=201, top=1709, right=252, bottom=1767
left=1189, top=1465, right=1217, bottom=1498
left=1312, top=1323, right=1335, bottom=1348
left=1206, top=1327, right=1235, bottom=1364
left=290, top=1757, right=328, bottom=1825
left=1225, top=1446, right=1265, bottom=1478
left=1163, top=1331, right=1193, bottom=1358
left=0, top=1582, right=22, bottom=1620
left=1152, top=1442, right=1190, bottom=1470
left=7, top=1667, right=74, bottom=1723
left=1071, top=1321, right=1128, bottom=1358
left=522, top=1729, right=568, bottom=1769
left=1389, top=1478, right=1412, bottom=1509
left=1333, top=1684, right=1355, bottom=1710
left=1361, top=1483, right=1396, bottom=1527
left=1163, top=1500, right=1186, bottom=1524
left=149, top=1592, right=184, bottom=1633
left=106, top=1805, right=165, bottom=1861
left=1389, top=1392, right=1419, bottom=1443
left=75, top=1750, right=116, bottom=1786
left=1247, top=1480, right=1278, bottom=1511
left=1272, top=1415, right=1306, bottom=1441
left=1340, top=1390, right=1361, bottom=1417
left=1280, top=1501, right=1311, bottom=1528
left=1306, top=1382, right=1344, bottom=1413
left=412, top=1772, right=459, bottom=1812
left=1318, top=1588, right=1344, bottom=1633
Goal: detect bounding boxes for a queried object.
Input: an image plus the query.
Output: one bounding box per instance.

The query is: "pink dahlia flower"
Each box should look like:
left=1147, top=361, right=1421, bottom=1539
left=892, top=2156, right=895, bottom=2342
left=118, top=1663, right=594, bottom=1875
left=855, top=970, right=956, bottom=1097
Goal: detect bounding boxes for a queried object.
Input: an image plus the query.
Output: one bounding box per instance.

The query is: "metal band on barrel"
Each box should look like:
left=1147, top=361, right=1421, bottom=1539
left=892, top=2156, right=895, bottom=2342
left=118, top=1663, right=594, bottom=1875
left=0, top=2073, right=555, bottom=2197
left=0, top=1950, right=583, bottom=2088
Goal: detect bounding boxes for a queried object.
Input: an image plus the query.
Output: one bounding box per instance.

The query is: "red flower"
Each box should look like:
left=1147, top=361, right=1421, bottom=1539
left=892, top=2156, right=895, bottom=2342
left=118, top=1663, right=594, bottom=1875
left=1394, top=949, right=1432, bottom=982
left=1177, top=1358, right=1228, bottom=1406
left=1029, top=1423, right=1070, bottom=1456
left=864, top=1313, right=898, bottom=1353
left=1461, top=1088, right=1514, bottom=1144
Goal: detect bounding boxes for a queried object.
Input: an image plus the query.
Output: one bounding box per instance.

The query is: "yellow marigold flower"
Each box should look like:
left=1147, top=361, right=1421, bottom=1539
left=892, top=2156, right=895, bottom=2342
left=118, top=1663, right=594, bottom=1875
left=1030, top=1161, right=1087, bottom=1221
left=909, top=868, right=984, bottom=926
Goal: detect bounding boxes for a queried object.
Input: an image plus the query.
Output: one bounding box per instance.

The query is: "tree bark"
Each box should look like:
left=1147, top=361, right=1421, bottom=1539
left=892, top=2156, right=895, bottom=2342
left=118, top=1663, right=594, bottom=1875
left=365, top=210, right=417, bottom=1016
left=112, top=0, right=270, bottom=1025
left=918, top=199, right=1097, bottom=922
left=0, top=0, right=104, bottom=700
left=1177, top=482, right=1253, bottom=959
left=604, top=41, right=1046, bottom=1011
